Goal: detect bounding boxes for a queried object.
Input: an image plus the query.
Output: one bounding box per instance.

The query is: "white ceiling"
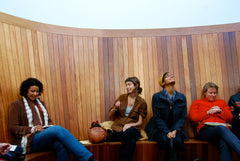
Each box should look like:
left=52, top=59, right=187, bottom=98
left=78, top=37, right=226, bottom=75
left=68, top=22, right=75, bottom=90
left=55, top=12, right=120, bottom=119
left=1, top=0, right=240, bottom=29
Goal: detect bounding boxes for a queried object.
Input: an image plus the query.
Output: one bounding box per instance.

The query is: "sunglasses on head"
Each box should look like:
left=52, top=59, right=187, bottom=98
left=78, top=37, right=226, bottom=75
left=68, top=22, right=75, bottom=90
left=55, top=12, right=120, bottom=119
left=165, top=73, right=174, bottom=78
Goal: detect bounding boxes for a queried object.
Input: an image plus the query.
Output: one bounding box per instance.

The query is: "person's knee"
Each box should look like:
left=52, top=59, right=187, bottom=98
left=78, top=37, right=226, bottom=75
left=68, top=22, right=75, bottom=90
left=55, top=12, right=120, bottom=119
left=52, top=141, right=67, bottom=153
left=123, top=128, right=140, bottom=139
left=47, top=125, right=69, bottom=138
left=51, top=125, right=67, bottom=133
left=174, top=135, right=184, bottom=145
left=124, top=127, right=138, bottom=134
left=216, top=125, right=228, bottom=133
left=154, top=133, right=169, bottom=143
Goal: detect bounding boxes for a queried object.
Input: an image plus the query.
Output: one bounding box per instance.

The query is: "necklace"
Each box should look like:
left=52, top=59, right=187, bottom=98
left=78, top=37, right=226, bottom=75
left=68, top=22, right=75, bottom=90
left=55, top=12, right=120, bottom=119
left=128, top=95, right=136, bottom=107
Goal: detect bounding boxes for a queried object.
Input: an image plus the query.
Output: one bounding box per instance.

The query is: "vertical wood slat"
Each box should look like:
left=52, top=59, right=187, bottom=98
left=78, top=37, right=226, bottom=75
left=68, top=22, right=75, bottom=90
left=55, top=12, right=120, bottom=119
left=44, top=33, right=55, bottom=123
left=229, top=32, right=240, bottom=94
left=97, top=37, right=106, bottom=122
left=145, top=37, right=155, bottom=122
left=20, top=28, right=31, bottom=77
left=171, top=37, right=180, bottom=91
left=151, top=37, right=160, bottom=96
left=127, top=38, right=134, bottom=77
left=236, top=32, right=240, bottom=90
left=117, top=38, right=123, bottom=94
left=191, top=35, right=201, bottom=100
left=51, top=34, right=63, bottom=126
left=223, top=32, right=235, bottom=96
left=93, top=37, right=102, bottom=123
left=76, top=36, right=85, bottom=138
left=3, top=24, right=17, bottom=101
left=0, top=23, right=8, bottom=141
left=182, top=36, right=191, bottom=109
left=142, top=37, right=150, bottom=126
left=176, top=36, right=186, bottom=95
left=122, top=38, right=129, bottom=84
left=186, top=35, right=197, bottom=102
left=65, top=36, right=75, bottom=132
left=156, top=37, right=164, bottom=80
left=113, top=38, right=120, bottom=98
left=1, top=16, right=240, bottom=142
left=219, top=33, right=231, bottom=100
left=202, top=34, right=211, bottom=82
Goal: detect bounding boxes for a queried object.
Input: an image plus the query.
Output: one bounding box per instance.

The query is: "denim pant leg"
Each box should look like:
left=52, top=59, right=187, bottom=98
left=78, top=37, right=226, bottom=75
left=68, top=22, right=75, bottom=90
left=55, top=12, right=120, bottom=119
left=120, top=127, right=140, bottom=161
left=154, top=131, right=171, bottom=150
left=31, top=137, right=70, bottom=161
left=219, top=139, right=232, bottom=161
left=154, top=131, right=184, bottom=152
left=199, top=125, right=240, bottom=161
left=31, top=125, right=92, bottom=161
left=172, top=133, right=185, bottom=152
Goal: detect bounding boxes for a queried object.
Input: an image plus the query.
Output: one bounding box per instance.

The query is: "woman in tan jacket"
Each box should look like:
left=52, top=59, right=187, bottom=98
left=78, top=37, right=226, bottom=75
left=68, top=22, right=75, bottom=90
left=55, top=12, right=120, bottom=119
left=107, top=77, right=147, bottom=161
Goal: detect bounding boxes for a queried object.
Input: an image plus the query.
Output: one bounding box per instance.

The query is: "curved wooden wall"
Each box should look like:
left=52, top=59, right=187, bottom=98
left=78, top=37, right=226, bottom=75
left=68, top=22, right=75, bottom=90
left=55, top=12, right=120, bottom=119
left=0, top=12, right=240, bottom=142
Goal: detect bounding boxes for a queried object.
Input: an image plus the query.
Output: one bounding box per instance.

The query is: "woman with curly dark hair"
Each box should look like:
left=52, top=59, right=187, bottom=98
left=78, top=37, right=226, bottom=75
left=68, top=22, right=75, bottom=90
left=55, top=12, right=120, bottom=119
left=9, top=77, right=96, bottom=161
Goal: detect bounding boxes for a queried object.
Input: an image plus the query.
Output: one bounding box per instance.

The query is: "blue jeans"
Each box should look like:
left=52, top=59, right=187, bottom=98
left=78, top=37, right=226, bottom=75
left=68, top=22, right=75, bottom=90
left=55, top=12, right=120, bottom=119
left=198, top=125, right=240, bottom=161
left=30, top=125, right=92, bottom=161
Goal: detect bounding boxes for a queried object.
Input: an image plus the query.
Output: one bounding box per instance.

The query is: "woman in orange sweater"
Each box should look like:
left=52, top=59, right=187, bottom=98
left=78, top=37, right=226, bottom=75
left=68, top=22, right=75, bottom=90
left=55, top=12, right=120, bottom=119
left=189, top=82, right=240, bottom=161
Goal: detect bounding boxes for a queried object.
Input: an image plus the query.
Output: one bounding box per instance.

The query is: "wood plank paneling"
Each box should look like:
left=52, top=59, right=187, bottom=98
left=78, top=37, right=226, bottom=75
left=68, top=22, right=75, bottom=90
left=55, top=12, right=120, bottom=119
left=236, top=32, right=240, bottom=91
left=1, top=12, right=240, bottom=142
left=76, top=40, right=85, bottom=135
left=229, top=32, right=240, bottom=95
left=171, top=37, right=180, bottom=91
left=176, top=36, right=186, bottom=95
left=97, top=37, right=106, bottom=122
left=191, top=35, right=201, bottom=99
left=218, top=33, right=231, bottom=102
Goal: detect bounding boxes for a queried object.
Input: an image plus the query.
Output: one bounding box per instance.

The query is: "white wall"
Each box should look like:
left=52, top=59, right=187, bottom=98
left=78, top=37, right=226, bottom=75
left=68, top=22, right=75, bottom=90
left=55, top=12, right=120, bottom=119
left=0, top=0, right=240, bottom=29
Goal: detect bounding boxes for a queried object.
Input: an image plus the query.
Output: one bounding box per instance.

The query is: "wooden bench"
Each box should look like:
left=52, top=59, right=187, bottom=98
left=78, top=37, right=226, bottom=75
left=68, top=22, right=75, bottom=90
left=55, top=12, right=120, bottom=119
left=24, top=139, right=209, bottom=161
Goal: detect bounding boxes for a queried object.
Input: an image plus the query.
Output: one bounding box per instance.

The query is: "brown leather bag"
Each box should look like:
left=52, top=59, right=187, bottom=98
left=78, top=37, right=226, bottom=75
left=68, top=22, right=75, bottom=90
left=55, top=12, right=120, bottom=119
left=88, top=126, right=107, bottom=144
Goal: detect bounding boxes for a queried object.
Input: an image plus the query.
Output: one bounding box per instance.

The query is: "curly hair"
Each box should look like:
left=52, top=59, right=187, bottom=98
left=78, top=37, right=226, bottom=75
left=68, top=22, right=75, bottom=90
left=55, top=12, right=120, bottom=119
left=20, top=78, right=43, bottom=97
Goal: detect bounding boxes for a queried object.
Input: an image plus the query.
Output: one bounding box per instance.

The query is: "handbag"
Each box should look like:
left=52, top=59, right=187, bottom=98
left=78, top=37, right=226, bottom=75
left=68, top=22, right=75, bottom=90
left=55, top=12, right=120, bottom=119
left=88, top=121, right=107, bottom=144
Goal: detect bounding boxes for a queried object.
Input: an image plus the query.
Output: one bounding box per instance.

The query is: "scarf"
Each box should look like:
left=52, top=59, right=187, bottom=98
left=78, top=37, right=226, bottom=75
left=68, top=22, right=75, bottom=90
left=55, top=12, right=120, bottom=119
left=21, top=97, right=49, bottom=153
left=163, top=88, right=176, bottom=110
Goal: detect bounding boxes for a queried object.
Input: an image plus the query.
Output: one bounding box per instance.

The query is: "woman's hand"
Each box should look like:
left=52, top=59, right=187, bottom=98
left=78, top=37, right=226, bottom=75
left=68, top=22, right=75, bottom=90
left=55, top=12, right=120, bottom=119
left=115, top=101, right=121, bottom=109
left=34, top=125, right=44, bottom=133
left=167, top=130, right=177, bottom=139
left=122, top=115, right=143, bottom=132
left=207, top=106, right=222, bottom=115
left=0, top=143, right=11, bottom=155
left=112, top=101, right=120, bottom=111
left=123, top=124, right=132, bottom=132
left=109, top=101, right=121, bottom=120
